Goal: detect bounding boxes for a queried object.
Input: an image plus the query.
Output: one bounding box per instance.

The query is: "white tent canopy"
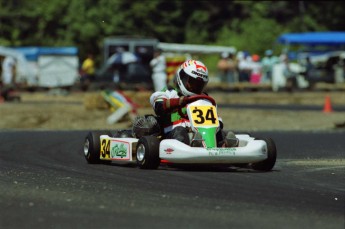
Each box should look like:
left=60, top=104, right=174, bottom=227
left=0, top=46, right=36, bottom=85
left=158, top=42, right=236, bottom=54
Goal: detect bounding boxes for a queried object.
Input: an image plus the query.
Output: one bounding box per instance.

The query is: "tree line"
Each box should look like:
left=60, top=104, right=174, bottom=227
left=1, top=0, right=344, bottom=63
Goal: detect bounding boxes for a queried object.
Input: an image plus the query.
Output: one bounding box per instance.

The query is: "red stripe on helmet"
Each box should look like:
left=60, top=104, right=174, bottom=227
left=195, top=62, right=207, bottom=72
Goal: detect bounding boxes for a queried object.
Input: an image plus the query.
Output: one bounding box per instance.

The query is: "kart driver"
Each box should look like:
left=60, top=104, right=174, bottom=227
left=149, top=59, right=238, bottom=147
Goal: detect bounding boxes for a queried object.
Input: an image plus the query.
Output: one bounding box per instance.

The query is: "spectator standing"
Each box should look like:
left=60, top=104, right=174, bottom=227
left=80, top=53, right=95, bottom=90
left=237, top=52, right=251, bottom=82
left=1, top=56, right=16, bottom=86
left=304, top=57, right=315, bottom=77
left=261, top=50, right=279, bottom=83
left=281, top=54, right=297, bottom=92
left=150, top=49, right=167, bottom=91
left=302, top=56, right=318, bottom=89
left=1, top=56, right=17, bottom=101
left=249, top=54, right=262, bottom=84
left=217, top=52, right=237, bottom=84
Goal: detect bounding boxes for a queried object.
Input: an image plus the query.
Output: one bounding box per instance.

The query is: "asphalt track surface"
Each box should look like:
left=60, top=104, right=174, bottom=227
left=0, top=130, right=344, bottom=229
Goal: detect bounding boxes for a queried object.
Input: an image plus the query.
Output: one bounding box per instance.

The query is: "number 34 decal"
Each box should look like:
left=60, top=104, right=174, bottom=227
left=190, top=106, right=219, bottom=127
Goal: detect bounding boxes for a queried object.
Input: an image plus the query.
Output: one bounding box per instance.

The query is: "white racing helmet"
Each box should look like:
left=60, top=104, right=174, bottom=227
left=175, top=60, right=209, bottom=96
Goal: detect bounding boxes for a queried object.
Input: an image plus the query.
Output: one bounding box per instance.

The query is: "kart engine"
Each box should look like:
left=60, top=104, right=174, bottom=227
left=132, top=115, right=161, bottom=138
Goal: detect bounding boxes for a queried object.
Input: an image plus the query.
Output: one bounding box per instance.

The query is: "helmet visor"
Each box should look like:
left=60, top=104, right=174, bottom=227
left=179, top=69, right=206, bottom=94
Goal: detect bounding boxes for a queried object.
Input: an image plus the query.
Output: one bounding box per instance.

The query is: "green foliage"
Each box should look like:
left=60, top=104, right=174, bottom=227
left=0, top=0, right=344, bottom=62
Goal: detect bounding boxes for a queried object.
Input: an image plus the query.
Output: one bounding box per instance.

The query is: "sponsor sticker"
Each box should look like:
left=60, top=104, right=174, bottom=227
left=100, top=139, right=130, bottom=160
left=207, top=148, right=236, bottom=156
left=110, top=142, right=129, bottom=159
left=164, top=148, right=174, bottom=154
left=191, top=70, right=207, bottom=79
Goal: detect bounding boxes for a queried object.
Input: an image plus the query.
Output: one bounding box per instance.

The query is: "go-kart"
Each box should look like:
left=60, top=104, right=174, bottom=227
left=83, top=95, right=277, bottom=171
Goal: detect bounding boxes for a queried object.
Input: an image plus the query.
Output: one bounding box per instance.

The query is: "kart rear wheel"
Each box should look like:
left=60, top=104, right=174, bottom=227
left=251, top=137, right=277, bottom=171
left=84, top=131, right=112, bottom=164
left=112, top=129, right=133, bottom=138
left=136, top=136, right=160, bottom=169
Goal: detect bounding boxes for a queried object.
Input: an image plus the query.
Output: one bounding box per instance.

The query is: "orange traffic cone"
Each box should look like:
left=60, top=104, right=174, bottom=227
left=323, top=95, right=333, bottom=113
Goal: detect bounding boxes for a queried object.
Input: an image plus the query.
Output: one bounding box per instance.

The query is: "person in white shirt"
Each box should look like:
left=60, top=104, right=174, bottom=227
left=1, top=56, right=16, bottom=86
left=237, top=52, right=252, bottom=82
left=261, top=50, right=279, bottom=83
left=150, top=49, right=167, bottom=91
left=1, top=56, right=18, bottom=101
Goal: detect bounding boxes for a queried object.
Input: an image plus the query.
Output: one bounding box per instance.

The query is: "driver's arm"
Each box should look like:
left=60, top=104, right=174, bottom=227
left=153, top=97, right=189, bottom=115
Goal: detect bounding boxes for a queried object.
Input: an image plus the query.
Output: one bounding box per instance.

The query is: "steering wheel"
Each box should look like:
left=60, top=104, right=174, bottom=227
left=186, top=95, right=216, bottom=106
left=178, top=95, right=217, bottom=118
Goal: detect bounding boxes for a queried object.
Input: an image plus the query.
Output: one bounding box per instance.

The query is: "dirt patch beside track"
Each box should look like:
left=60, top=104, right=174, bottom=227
left=1, top=90, right=344, bottom=131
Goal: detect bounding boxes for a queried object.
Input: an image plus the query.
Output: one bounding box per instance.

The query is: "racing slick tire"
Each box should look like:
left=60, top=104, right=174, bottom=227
left=112, top=129, right=133, bottom=138
left=136, top=136, right=160, bottom=170
left=84, top=131, right=112, bottom=164
left=251, top=137, right=277, bottom=171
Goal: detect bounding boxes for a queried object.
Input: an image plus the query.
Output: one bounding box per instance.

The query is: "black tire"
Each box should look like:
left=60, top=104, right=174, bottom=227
left=83, top=131, right=112, bottom=164
left=251, top=137, right=277, bottom=171
left=136, top=136, right=160, bottom=169
left=112, top=129, right=133, bottom=138
left=119, top=129, right=133, bottom=138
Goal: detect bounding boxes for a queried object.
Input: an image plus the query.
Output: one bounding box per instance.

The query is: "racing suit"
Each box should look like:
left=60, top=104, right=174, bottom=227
left=149, top=86, right=226, bottom=146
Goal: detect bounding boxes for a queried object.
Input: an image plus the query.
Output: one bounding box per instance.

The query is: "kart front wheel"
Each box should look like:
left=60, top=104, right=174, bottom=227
left=84, top=131, right=111, bottom=164
left=251, top=137, right=277, bottom=171
left=136, top=136, right=160, bottom=169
